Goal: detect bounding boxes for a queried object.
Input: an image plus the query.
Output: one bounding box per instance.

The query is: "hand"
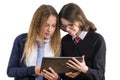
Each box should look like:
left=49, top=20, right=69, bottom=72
left=41, top=67, right=58, bottom=80
left=66, top=55, right=88, bottom=73
left=65, top=71, right=80, bottom=78
left=35, top=66, right=42, bottom=76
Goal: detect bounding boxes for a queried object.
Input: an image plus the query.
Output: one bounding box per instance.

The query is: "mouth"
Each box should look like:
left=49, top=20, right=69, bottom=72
left=45, top=33, right=51, bottom=36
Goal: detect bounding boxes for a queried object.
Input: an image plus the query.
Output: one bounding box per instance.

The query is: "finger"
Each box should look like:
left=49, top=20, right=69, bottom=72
left=68, top=59, right=81, bottom=69
left=82, top=55, right=85, bottom=58
left=82, top=55, right=85, bottom=63
left=41, top=70, right=53, bottom=80
left=48, top=67, right=58, bottom=78
left=65, top=72, right=72, bottom=75
left=42, top=69, right=52, bottom=76
left=68, top=59, right=84, bottom=72
left=65, top=72, right=73, bottom=76
left=42, top=69, right=57, bottom=79
left=72, top=57, right=81, bottom=64
left=48, top=67, right=56, bottom=74
left=65, top=72, right=76, bottom=78
left=66, top=62, right=76, bottom=69
left=68, top=59, right=78, bottom=66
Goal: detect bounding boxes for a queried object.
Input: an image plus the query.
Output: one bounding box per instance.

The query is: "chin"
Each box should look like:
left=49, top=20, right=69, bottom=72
left=45, top=36, right=51, bottom=39
left=69, top=33, right=75, bottom=36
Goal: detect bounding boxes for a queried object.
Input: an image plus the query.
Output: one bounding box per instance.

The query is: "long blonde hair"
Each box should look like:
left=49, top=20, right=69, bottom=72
left=22, top=4, right=61, bottom=61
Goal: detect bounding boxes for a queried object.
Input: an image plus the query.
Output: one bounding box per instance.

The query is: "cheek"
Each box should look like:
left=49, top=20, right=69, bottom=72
left=44, top=28, right=47, bottom=32
left=74, top=27, right=79, bottom=32
left=52, top=28, right=56, bottom=34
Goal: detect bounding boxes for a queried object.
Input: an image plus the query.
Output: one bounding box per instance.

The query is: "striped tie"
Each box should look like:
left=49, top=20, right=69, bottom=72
left=36, top=42, right=46, bottom=80
left=74, top=37, right=80, bottom=44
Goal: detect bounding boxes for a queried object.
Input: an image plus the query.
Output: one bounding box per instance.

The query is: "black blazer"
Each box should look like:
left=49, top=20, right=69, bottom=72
left=60, top=31, right=106, bottom=80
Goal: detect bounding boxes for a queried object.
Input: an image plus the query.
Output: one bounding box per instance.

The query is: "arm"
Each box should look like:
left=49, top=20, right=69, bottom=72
left=7, top=34, right=35, bottom=77
left=65, top=35, right=106, bottom=80
left=85, top=36, right=106, bottom=80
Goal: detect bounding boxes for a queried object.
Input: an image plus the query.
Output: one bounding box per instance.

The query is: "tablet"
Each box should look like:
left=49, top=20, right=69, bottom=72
left=40, top=57, right=82, bottom=73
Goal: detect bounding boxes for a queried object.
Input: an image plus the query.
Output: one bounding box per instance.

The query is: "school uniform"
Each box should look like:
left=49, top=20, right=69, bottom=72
left=60, top=31, right=106, bottom=80
left=7, top=33, right=54, bottom=80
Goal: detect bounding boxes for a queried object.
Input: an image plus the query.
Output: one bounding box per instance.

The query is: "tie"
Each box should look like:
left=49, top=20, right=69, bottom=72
left=37, top=42, right=46, bottom=66
left=74, top=37, right=80, bottom=44
left=36, top=42, right=46, bottom=80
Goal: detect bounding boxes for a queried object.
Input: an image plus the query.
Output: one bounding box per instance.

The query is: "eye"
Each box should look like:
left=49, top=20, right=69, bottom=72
left=60, top=25, right=65, bottom=28
left=44, top=24, right=49, bottom=27
left=52, top=24, right=56, bottom=27
left=68, top=23, right=74, bottom=27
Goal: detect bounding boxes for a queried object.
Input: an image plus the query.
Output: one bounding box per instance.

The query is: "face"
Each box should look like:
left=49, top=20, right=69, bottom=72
left=60, top=18, right=81, bottom=36
left=44, top=15, right=56, bottom=39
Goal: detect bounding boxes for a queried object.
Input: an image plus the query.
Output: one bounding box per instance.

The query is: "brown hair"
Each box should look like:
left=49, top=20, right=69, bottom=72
left=22, top=4, right=61, bottom=61
left=59, top=3, right=97, bottom=31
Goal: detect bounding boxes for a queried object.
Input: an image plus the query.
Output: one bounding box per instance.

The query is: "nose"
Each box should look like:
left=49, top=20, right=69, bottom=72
left=48, top=26, right=53, bottom=31
left=65, top=26, right=70, bottom=32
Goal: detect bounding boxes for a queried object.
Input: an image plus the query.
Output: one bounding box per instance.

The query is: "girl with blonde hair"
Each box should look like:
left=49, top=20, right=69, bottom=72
left=7, top=4, right=61, bottom=80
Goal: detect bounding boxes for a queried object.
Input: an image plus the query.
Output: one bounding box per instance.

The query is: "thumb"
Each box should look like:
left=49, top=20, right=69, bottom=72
left=82, top=55, right=85, bottom=63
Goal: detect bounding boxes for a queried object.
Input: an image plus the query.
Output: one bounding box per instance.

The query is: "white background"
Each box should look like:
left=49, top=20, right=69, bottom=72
left=0, top=0, right=120, bottom=80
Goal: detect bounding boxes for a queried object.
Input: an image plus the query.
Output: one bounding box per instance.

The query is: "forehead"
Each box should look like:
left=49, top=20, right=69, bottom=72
left=46, top=15, right=57, bottom=24
left=61, top=18, right=71, bottom=25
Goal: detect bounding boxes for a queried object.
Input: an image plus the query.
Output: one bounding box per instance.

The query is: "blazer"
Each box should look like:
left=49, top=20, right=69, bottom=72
left=60, top=31, right=106, bottom=80
left=7, top=33, right=47, bottom=80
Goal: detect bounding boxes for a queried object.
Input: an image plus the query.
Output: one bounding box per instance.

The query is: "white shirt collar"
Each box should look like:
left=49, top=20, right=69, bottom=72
left=72, top=31, right=88, bottom=40
left=44, top=39, right=50, bottom=43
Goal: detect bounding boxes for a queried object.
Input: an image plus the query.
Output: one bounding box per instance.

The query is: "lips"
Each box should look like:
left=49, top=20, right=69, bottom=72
left=45, top=33, right=51, bottom=36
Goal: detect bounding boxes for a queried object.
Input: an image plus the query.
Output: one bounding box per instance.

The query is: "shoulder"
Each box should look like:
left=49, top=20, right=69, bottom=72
left=87, top=31, right=105, bottom=40
left=87, top=31, right=106, bottom=47
left=14, top=33, right=27, bottom=44
left=15, top=33, right=27, bottom=40
left=61, top=34, right=75, bottom=46
left=61, top=34, right=72, bottom=41
left=85, top=31, right=106, bottom=46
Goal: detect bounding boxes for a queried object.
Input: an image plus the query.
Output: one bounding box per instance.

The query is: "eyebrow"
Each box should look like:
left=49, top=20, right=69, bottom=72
left=45, top=23, right=56, bottom=26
